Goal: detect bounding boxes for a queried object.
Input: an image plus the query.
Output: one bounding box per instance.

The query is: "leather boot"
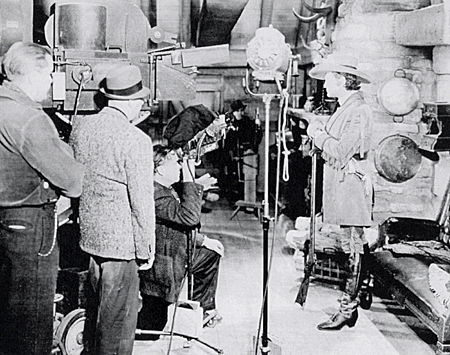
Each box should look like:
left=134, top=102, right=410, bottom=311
left=359, top=243, right=373, bottom=309
left=317, top=253, right=362, bottom=331
left=317, top=307, right=358, bottom=330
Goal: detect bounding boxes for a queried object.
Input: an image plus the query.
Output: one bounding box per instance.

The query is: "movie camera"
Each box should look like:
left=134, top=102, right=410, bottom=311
left=1, top=0, right=229, bottom=116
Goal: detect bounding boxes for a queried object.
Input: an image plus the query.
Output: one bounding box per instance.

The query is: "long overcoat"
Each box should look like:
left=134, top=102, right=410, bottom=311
left=313, top=92, right=373, bottom=226
left=139, top=181, right=204, bottom=303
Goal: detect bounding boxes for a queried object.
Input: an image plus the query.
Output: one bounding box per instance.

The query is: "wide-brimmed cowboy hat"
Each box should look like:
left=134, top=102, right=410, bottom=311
left=100, top=65, right=150, bottom=100
left=309, top=54, right=372, bottom=84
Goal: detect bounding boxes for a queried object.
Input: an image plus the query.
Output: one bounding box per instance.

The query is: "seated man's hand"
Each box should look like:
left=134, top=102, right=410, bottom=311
left=202, top=236, right=224, bottom=257
left=196, top=173, right=218, bottom=191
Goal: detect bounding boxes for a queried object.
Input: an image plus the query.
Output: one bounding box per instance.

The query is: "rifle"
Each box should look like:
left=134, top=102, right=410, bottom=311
left=295, top=147, right=319, bottom=307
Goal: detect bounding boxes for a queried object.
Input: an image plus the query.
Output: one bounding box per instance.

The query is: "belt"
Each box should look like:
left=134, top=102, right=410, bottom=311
left=352, top=153, right=368, bottom=161
left=0, top=200, right=57, bottom=210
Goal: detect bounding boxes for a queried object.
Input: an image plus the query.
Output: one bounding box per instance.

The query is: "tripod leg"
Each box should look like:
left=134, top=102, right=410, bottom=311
left=230, top=206, right=241, bottom=220
left=194, top=337, right=224, bottom=354
left=187, top=231, right=194, bottom=300
left=135, top=330, right=224, bottom=354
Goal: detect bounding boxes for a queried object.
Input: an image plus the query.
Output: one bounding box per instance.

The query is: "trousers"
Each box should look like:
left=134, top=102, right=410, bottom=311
left=0, top=203, right=58, bottom=355
left=339, top=226, right=367, bottom=313
left=138, top=246, right=221, bottom=332
left=191, top=245, right=221, bottom=311
left=83, top=257, right=140, bottom=355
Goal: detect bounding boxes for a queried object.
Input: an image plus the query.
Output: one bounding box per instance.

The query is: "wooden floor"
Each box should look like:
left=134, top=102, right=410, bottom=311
left=133, top=198, right=438, bottom=355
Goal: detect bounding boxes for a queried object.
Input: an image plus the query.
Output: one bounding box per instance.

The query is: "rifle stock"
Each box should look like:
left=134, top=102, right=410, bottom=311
left=295, top=147, right=319, bottom=306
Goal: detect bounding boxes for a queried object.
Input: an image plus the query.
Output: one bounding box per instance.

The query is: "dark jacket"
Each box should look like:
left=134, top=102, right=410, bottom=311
left=225, top=114, right=262, bottom=155
left=0, top=81, right=84, bottom=206
left=139, top=181, right=204, bottom=303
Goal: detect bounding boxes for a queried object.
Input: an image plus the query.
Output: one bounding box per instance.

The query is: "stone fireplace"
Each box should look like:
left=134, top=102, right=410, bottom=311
left=328, top=0, right=450, bottom=223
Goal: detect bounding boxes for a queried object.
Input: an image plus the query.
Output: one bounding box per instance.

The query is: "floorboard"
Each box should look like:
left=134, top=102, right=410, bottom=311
left=133, top=198, right=437, bottom=355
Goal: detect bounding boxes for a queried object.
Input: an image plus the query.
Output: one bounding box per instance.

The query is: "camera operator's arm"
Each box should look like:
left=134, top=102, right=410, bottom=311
left=196, top=173, right=217, bottom=191
left=182, top=153, right=217, bottom=191
left=180, top=157, right=222, bottom=253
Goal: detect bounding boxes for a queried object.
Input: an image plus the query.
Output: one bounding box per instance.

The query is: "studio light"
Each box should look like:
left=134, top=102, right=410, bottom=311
left=246, top=25, right=291, bottom=82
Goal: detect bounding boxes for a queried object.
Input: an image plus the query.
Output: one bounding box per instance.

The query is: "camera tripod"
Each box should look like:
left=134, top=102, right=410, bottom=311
left=135, top=230, right=223, bottom=354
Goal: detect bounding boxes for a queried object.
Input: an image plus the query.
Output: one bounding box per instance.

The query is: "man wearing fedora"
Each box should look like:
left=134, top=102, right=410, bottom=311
left=69, top=65, right=155, bottom=355
left=306, top=54, right=373, bottom=331
left=222, top=99, right=262, bottom=202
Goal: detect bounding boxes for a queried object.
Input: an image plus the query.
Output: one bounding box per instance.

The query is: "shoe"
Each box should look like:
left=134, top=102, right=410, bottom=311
left=359, top=288, right=373, bottom=310
left=205, top=192, right=220, bottom=202
left=317, top=310, right=358, bottom=331
left=203, top=310, right=223, bottom=328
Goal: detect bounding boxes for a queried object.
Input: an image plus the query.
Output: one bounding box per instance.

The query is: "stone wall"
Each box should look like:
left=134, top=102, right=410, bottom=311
left=330, top=0, right=441, bottom=223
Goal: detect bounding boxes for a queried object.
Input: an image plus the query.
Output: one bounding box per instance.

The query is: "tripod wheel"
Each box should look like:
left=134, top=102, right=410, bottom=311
left=55, top=308, right=86, bottom=355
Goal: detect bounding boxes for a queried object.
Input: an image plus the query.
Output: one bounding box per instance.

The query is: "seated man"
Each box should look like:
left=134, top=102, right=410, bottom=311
left=138, top=145, right=224, bottom=337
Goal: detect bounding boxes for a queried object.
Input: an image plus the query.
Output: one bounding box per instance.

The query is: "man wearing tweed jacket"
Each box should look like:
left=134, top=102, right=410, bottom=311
left=69, top=65, right=155, bottom=355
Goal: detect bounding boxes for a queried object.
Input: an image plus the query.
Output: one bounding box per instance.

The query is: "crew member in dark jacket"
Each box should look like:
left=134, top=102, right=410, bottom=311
left=139, top=145, right=224, bottom=336
left=222, top=100, right=262, bottom=201
left=0, top=42, right=84, bottom=355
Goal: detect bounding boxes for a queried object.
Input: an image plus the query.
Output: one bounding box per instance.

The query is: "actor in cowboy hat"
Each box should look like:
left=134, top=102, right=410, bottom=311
left=70, top=65, right=155, bottom=355
left=306, top=54, right=373, bottom=331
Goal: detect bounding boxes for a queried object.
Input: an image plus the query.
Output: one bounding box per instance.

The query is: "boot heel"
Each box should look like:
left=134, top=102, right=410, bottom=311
left=347, top=319, right=357, bottom=328
left=347, top=311, right=358, bottom=328
left=317, top=310, right=358, bottom=331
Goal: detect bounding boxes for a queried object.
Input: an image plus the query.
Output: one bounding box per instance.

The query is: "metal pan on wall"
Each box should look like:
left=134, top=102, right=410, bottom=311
left=377, top=69, right=420, bottom=117
left=375, top=134, right=422, bottom=183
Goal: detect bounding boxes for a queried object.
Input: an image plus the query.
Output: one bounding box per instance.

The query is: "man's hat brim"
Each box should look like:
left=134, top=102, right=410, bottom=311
left=309, top=63, right=372, bottom=84
left=230, top=101, right=247, bottom=111
left=100, top=86, right=150, bottom=100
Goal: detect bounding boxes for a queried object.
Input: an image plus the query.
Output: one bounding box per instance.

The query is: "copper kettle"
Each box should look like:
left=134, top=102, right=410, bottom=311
left=377, top=69, right=420, bottom=117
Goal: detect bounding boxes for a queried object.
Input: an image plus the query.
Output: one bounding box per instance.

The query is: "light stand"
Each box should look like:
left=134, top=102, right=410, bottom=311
left=243, top=68, right=287, bottom=355
left=243, top=24, right=294, bottom=355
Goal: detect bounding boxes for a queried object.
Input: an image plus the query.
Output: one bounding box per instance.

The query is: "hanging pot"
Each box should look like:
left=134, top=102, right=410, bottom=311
left=375, top=134, right=422, bottom=183
left=377, top=69, right=420, bottom=117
